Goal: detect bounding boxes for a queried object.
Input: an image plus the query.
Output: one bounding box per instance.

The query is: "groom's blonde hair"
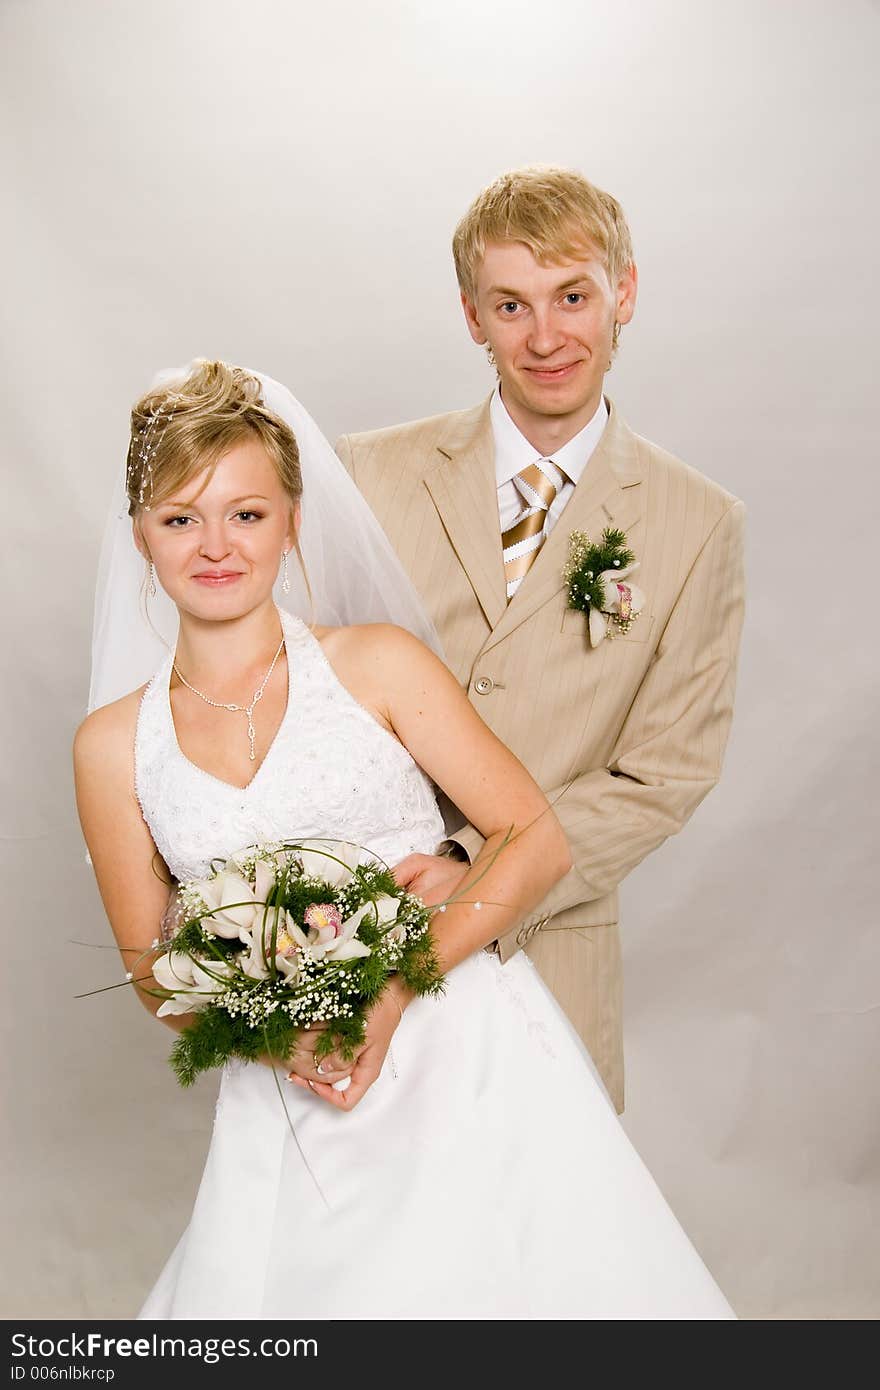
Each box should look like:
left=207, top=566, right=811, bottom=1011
left=452, top=165, right=634, bottom=302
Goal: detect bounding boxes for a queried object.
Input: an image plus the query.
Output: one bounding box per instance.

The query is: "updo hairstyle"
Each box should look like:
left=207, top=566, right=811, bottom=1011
left=126, top=360, right=303, bottom=518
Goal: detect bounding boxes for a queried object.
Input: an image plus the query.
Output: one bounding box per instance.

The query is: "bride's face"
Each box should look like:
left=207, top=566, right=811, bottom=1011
left=135, top=438, right=298, bottom=620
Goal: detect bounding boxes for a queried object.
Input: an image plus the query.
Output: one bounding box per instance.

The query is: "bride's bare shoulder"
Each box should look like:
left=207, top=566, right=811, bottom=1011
left=73, top=686, right=146, bottom=772
left=311, top=621, right=436, bottom=672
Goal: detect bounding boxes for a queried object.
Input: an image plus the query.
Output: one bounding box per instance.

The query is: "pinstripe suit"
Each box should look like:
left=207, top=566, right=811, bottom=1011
left=337, top=396, right=745, bottom=1111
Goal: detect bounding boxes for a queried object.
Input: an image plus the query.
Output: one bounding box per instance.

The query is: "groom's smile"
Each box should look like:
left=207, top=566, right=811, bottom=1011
left=523, top=360, right=583, bottom=382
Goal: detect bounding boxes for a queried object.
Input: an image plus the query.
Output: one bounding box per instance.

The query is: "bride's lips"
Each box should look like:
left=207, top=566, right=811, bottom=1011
left=192, top=571, right=245, bottom=586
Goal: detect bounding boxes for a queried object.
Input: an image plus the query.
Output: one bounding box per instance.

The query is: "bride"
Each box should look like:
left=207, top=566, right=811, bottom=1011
left=74, top=360, right=735, bottom=1320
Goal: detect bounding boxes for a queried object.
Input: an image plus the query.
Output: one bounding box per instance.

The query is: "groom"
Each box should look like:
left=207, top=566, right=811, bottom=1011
left=336, top=166, right=745, bottom=1112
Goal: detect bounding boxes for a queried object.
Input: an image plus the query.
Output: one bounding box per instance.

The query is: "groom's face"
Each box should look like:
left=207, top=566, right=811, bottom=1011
left=461, top=239, right=636, bottom=438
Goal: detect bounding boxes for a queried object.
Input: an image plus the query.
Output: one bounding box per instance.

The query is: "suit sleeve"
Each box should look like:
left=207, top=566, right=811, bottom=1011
left=450, top=499, right=746, bottom=937
left=335, top=434, right=356, bottom=482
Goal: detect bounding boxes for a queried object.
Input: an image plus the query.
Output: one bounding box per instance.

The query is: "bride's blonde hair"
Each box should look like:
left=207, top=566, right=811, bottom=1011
left=126, top=360, right=303, bottom=518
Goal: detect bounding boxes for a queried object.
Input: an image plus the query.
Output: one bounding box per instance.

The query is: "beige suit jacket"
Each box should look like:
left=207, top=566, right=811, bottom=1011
left=337, top=397, right=745, bottom=1110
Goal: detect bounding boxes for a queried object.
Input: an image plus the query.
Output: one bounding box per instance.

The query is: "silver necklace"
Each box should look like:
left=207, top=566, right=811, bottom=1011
left=173, top=636, right=286, bottom=762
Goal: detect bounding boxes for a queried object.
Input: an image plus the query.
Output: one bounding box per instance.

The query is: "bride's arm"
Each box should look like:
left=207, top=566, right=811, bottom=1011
left=75, top=701, right=356, bottom=1086
left=73, top=697, right=194, bottom=1037
left=344, top=623, right=572, bottom=971
left=298, top=624, right=572, bottom=1110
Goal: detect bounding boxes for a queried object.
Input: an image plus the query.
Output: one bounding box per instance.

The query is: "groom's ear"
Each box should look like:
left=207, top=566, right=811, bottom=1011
left=461, top=291, right=488, bottom=346
left=615, top=260, right=638, bottom=326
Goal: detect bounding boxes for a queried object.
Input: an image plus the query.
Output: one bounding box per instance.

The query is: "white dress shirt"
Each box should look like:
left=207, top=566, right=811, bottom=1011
left=491, top=387, right=609, bottom=535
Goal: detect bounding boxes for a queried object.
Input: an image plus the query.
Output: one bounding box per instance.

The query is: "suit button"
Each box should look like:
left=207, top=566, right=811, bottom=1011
left=474, top=675, right=494, bottom=695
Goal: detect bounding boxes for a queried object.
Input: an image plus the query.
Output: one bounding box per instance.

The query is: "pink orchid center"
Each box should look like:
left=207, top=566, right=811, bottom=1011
left=615, top=583, right=632, bottom=621
left=274, top=928, right=298, bottom=960
left=303, top=902, right=343, bottom=942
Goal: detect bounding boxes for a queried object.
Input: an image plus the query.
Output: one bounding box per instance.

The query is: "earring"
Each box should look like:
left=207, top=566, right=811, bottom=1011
left=281, top=549, right=290, bottom=594
left=147, top=561, right=157, bottom=598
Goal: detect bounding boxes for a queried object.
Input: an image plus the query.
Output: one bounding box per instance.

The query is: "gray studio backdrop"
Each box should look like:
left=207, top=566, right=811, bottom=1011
left=1, top=0, right=877, bottom=1320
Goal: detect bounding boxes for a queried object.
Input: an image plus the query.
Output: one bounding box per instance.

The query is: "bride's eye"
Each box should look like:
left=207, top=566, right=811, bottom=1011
left=235, top=510, right=263, bottom=523
left=165, top=515, right=193, bottom=528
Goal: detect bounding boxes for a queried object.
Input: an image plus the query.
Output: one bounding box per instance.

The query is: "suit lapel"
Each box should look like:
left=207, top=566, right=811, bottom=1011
left=423, top=398, right=508, bottom=630
left=483, top=400, right=645, bottom=651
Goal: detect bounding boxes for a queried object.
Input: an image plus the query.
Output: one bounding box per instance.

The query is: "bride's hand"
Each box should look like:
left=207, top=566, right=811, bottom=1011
left=281, top=1023, right=362, bottom=1088
left=288, top=981, right=412, bottom=1111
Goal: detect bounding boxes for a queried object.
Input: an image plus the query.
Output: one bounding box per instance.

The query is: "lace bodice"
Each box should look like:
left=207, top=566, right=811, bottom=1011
left=134, top=609, right=447, bottom=883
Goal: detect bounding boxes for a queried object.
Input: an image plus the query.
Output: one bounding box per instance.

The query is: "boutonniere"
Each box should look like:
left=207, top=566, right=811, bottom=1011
left=564, top=527, right=646, bottom=646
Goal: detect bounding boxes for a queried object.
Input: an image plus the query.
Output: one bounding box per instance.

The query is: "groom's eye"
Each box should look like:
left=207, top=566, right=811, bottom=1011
left=499, top=301, right=520, bottom=315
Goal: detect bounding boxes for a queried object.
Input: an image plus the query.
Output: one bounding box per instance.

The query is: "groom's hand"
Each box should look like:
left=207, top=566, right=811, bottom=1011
left=392, top=852, right=468, bottom=908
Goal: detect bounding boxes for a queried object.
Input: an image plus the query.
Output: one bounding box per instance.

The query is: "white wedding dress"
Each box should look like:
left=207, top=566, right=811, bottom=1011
left=135, top=608, right=734, bottom=1320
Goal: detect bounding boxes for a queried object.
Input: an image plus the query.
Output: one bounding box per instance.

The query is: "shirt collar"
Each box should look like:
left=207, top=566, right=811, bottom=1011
left=490, top=386, right=609, bottom=488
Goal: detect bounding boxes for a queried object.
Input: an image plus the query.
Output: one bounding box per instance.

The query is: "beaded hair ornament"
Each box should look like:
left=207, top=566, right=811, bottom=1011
left=126, top=400, right=179, bottom=510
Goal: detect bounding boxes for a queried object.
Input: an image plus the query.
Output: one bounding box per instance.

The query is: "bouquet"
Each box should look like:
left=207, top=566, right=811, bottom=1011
left=144, top=839, right=444, bottom=1087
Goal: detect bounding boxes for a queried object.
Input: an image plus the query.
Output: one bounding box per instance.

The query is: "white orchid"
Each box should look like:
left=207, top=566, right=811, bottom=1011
left=589, top=562, right=646, bottom=646
left=190, top=859, right=275, bottom=941
left=152, top=950, right=236, bottom=1017
left=301, top=899, right=372, bottom=962
left=239, top=907, right=310, bottom=984
left=297, top=840, right=364, bottom=886
left=347, top=893, right=405, bottom=943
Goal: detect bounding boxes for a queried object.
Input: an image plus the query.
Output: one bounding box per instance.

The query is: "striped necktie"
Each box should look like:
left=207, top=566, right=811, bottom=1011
left=502, top=459, right=563, bottom=600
